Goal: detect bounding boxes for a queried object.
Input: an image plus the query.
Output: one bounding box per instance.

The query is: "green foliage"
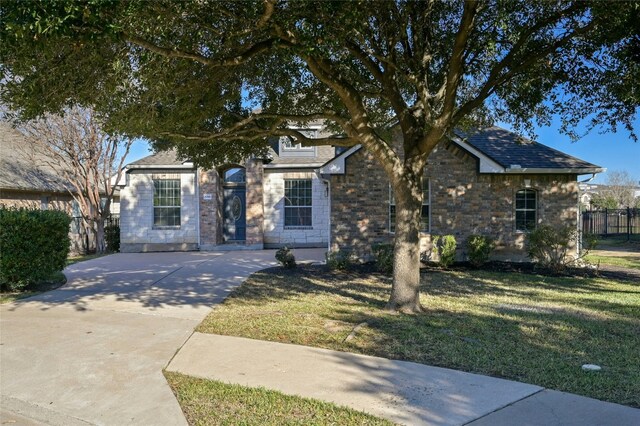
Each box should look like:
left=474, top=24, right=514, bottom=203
left=105, top=224, right=120, bottom=252
left=466, top=235, right=496, bottom=267
left=0, top=208, right=71, bottom=291
left=372, top=243, right=394, bottom=274
left=527, top=225, right=580, bottom=273
left=325, top=250, right=356, bottom=271
left=432, top=235, right=457, bottom=268
left=275, top=246, right=296, bottom=269
left=590, top=193, right=619, bottom=210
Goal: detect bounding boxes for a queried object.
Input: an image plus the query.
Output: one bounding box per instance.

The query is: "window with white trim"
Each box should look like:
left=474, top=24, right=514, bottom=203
left=279, top=130, right=317, bottom=157
left=153, top=178, right=181, bottom=227
left=284, top=179, right=312, bottom=227
left=390, top=180, right=430, bottom=233
left=515, top=189, right=537, bottom=232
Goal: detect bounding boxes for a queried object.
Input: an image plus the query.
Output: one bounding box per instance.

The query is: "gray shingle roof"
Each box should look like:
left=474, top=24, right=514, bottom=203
left=0, top=122, right=72, bottom=193
left=458, top=127, right=601, bottom=170
left=128, top=149, right=187, bottom=167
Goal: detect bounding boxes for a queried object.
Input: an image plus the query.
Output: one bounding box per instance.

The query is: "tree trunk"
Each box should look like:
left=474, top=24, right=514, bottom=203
left=386, top=169, right=424, bottom=313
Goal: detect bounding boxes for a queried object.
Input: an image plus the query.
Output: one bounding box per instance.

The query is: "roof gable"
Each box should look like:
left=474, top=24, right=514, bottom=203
left=320, top=126, right=603, bottom=175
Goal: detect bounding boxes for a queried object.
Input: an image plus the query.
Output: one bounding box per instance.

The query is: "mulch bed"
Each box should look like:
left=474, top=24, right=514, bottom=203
left=284, top=259, right=640, bottom=283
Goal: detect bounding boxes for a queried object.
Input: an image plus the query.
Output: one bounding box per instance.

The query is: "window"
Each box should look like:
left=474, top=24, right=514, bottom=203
left=390, top=180, right=430, bottom=233
left=224, top=168, right=246, bottom=184
left=153, top=178, right=181, bottom=227
left=279, top=131, right=317, bottom=157
left=71, top=200, right=82, bottom=234
left=284, top=179, right=312, bottom=227
left=515, top=189, right=537, bottom=231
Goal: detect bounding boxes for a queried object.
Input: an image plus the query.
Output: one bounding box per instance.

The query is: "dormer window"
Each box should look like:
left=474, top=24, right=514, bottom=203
left=279, top=129, right=318, bottom=157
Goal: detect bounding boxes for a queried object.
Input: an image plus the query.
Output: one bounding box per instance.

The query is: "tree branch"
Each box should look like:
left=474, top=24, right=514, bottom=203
left=123, top=33, right=278, bottom=67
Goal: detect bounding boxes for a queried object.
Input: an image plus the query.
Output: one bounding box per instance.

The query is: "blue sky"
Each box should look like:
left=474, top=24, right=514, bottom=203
left=126, top=116, right=639, bottom=185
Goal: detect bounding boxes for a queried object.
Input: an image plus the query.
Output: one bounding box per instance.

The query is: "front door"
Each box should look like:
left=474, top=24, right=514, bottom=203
left=223, top=187, right=246, bottom=242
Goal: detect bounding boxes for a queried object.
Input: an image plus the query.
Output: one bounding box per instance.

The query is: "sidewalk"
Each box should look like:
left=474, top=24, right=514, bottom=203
left=167, top=333, right=640, bottom=426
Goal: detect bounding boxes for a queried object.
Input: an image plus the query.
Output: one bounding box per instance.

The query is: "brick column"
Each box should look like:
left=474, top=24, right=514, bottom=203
left=245, top=159, right=264, bottom=248
left=199, top=169, right=222, bottom=248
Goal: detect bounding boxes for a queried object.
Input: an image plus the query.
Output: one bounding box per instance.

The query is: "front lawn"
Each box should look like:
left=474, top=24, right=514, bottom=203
left=165, top=372, right=390, bottom=425
left=198, top=265, right=640, bottom=408
left=586, top=252, right=640, bottom=271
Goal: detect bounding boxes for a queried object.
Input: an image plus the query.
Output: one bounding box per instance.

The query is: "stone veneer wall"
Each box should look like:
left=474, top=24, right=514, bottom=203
left=120, top=170, right=198, bottom=252
left=198, top=159, right=265, bottom=250
left=198, top=169, right=222, bottom=248
left=263, top=170, right=329, bottom=248
left=245, top=159, right=265, bottom=247
left=330, top=142, right=578, bottom=260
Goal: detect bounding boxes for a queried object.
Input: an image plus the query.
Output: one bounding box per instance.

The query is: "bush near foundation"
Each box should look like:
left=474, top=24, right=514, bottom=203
left=275, top=246, right=296, bottom=269
left=466, top=235, right=495, bottom=267
left=372, top=243, right=394, bottom=273
left=325, top=250, right=357, bottom=270
left=0, top=207, right=71, bottom=291
left=527, top=225, right=579, bottom=273
left=433, top=235, right=457, bottom=268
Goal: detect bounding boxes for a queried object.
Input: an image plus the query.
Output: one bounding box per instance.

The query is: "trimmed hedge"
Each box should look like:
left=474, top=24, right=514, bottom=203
left=0, top=208, right=71, bottom=291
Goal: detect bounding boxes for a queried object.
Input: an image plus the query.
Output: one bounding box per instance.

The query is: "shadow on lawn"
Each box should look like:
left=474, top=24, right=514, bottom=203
left=217, top=264, right=640, bottom=408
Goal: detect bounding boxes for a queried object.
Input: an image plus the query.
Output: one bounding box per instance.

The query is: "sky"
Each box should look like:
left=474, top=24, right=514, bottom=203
left=126, top=115, right=639, bottom=186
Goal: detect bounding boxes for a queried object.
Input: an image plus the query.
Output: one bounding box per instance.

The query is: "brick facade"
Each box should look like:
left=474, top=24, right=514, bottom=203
left=330, top=141, right=579, bottom=260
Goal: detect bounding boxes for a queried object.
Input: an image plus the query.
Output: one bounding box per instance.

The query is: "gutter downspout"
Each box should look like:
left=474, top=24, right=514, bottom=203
left=316, top=169, right=331, bottom=255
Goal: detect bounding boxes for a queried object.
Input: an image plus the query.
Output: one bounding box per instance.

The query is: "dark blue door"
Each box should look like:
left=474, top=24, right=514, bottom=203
left=223, top=188, right=246, bottom=241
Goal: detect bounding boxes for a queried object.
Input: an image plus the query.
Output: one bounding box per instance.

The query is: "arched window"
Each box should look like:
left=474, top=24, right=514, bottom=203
left=515, top=189, right=537, bottom=232
left=223, top=167, right=246, bottom=184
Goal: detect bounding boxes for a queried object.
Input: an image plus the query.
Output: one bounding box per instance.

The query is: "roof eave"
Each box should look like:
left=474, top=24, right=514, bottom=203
left=502, top=167, right=606, bottom=175
left=126, top=164, right=195, bottom=170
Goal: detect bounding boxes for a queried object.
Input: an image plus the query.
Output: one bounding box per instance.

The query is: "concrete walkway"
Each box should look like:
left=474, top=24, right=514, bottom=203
left=0, top=249, right=325, bottom=425
left=167, top=333, right=640, bottom=426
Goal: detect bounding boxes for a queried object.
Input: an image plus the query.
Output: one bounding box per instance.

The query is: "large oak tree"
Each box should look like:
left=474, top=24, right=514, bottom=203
left=1, top=0, right=638, bottom=312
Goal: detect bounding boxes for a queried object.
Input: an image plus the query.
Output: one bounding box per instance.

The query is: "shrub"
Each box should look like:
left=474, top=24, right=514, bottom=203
left=275, top=246, right=296, bottom=269
left=105, top=224, right=120, bottom=252
left=466, top=235, right=495, bottom=267
left=325, top=250, right=356, bottom=270
left=372, top=243, right=394, bottom=273
left=527, top=225, right=580, bottom=273
left=432, top=235, right=457, bottom=268
left=0, top=207, right=71, bottom=291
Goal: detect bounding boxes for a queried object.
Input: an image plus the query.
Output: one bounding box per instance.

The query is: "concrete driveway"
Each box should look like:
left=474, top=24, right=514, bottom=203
left=0, top=249, right=325, bottom=425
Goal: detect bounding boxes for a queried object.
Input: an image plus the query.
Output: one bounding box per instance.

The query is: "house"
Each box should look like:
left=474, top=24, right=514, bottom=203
left=117, top=125, right=603, bottom=260
left=578, top=182, right=640, bottom=210
left=0, top=121, right=119, bottom=253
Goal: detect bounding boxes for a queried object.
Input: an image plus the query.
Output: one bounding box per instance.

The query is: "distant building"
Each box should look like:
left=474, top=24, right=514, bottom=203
left=578, top=182, right=640, bottom=210
left=0, top=121, right=119, bottom=252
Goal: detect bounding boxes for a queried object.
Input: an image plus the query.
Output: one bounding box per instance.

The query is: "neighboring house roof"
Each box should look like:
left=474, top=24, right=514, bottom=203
left=320, top=126, right=603, bottom=175
left=0, top=121, right=73, bottom=193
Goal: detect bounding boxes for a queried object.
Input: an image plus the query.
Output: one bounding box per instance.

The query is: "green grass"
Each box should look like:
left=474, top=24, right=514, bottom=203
left=198, top=266, right=640, bottom=408
left=586, top=254, right=640, bottom=270
left=67, top=252, right=108, bottom=266
left=0, top=271, right=66, bottom=304
left=165, top=371, right=391, bottom=426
